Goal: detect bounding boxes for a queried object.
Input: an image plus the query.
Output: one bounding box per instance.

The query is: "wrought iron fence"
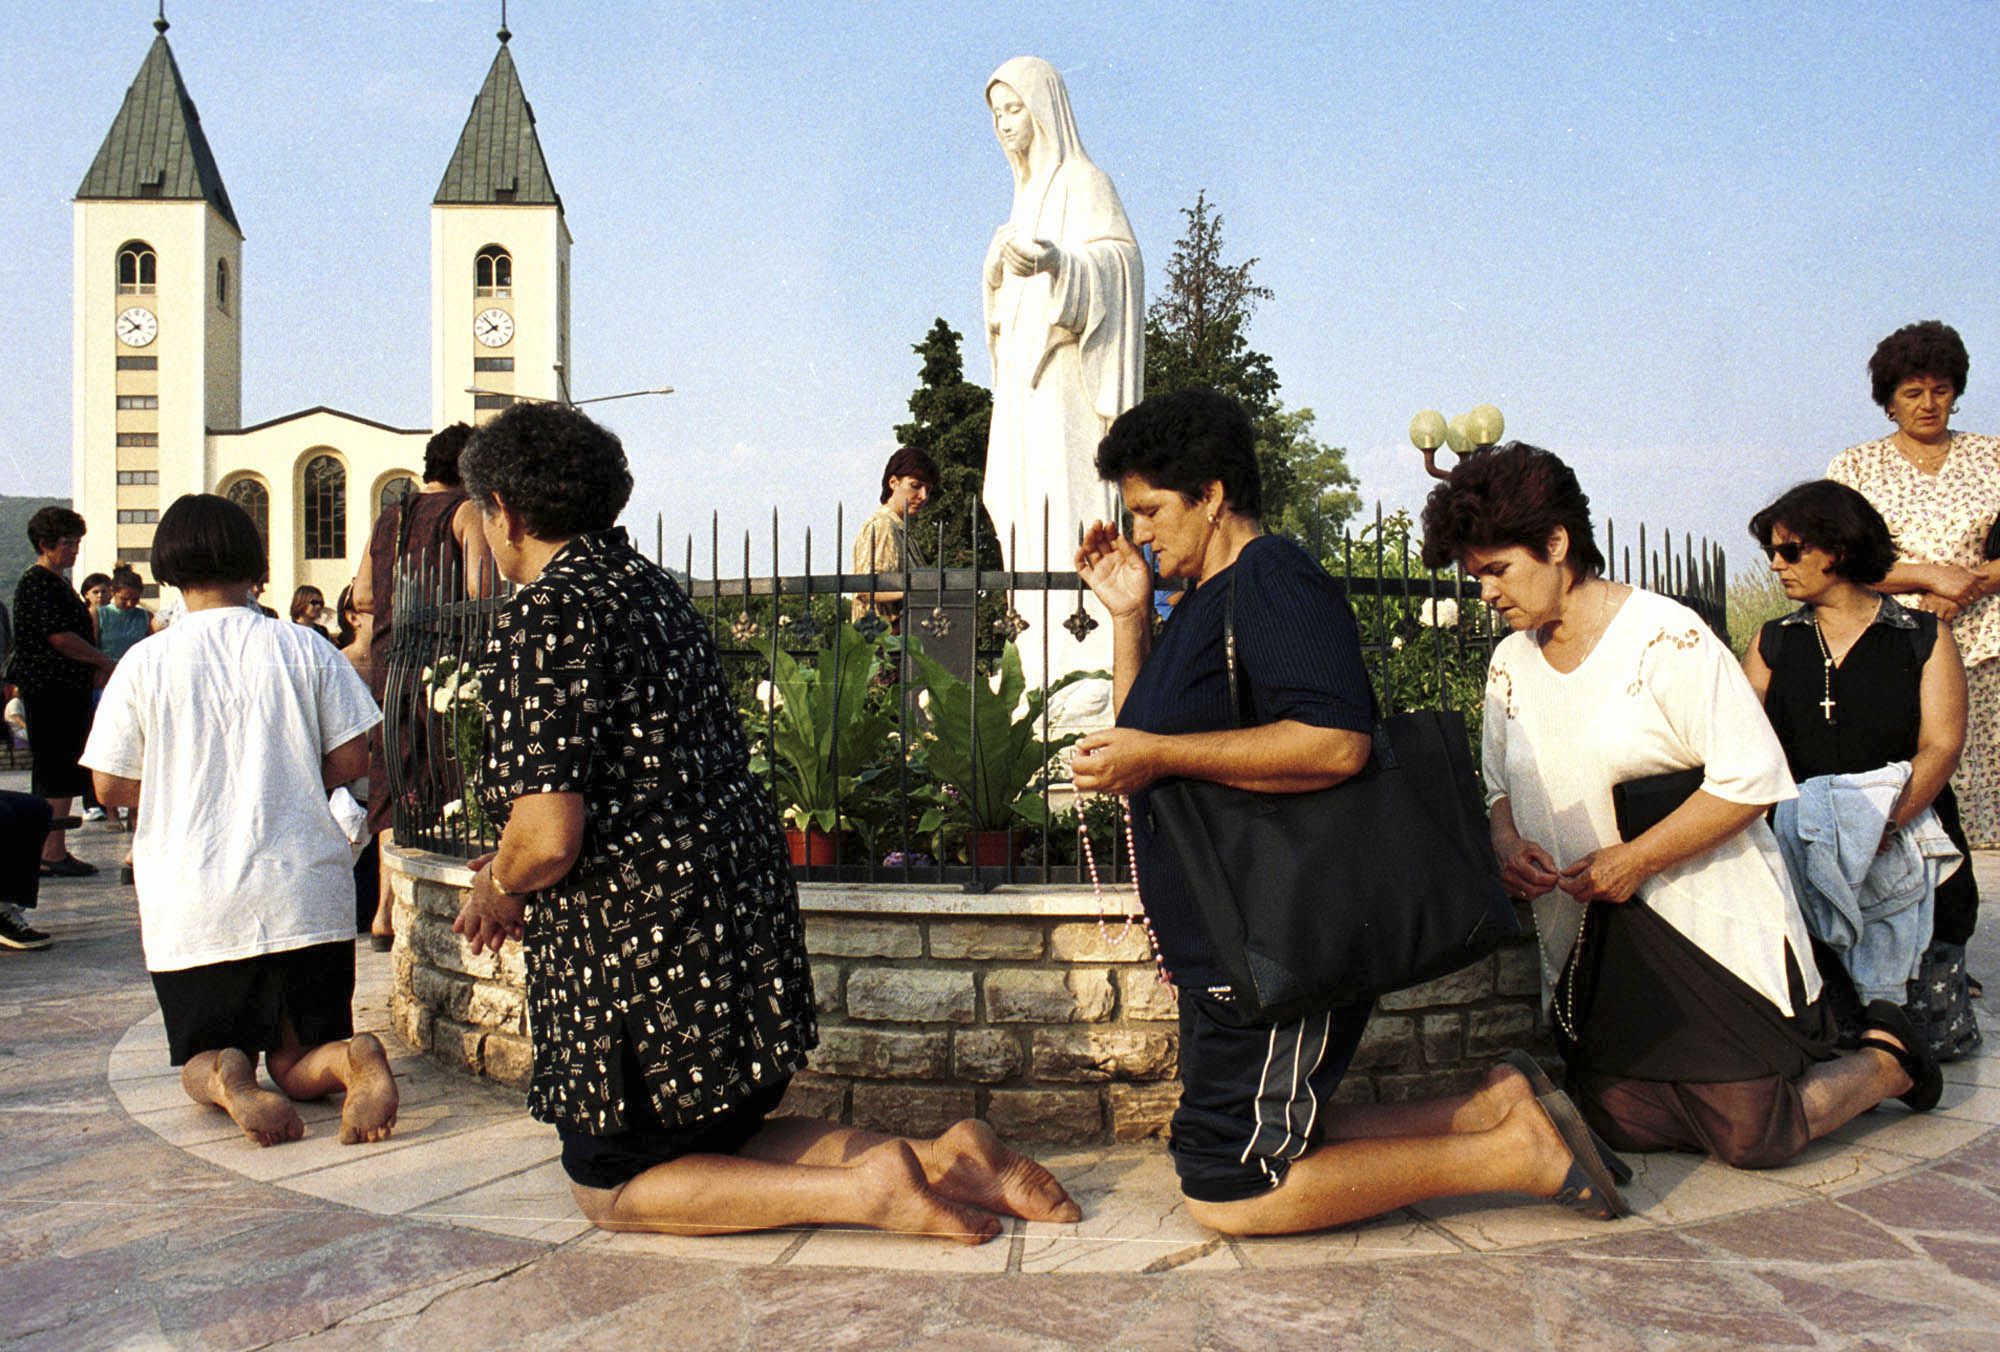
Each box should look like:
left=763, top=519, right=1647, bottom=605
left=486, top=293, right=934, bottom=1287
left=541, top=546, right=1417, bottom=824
left=384, top=504, right=1726, bottom=890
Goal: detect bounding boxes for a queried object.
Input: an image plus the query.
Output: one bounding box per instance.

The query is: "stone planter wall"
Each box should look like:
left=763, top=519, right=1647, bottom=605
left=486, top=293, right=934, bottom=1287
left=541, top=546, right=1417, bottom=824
left=386, top=845, right=1550, bottom=1143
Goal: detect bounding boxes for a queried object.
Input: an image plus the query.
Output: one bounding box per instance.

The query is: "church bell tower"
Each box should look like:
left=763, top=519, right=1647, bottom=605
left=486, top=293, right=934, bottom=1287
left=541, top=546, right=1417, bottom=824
left=431, top=22, right=570, bottom=431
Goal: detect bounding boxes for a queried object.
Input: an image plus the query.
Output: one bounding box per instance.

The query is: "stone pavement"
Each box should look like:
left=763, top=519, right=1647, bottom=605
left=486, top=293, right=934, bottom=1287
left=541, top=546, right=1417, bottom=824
left=7, top=803, right=2000, bottom=1349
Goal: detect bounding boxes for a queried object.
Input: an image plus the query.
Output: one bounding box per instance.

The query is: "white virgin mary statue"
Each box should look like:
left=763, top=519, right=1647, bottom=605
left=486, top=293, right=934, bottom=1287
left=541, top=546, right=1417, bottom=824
left=981, top=56, right=1143, bottom=710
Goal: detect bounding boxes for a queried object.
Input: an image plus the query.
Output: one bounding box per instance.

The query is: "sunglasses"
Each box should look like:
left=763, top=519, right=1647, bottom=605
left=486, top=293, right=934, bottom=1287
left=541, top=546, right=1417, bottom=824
left=1763, top=542, right=1806, bottom=564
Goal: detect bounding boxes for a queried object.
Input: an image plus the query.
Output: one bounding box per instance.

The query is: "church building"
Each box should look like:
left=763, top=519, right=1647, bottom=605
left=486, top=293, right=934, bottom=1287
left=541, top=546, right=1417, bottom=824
left=71, top=14, right=571, bottom=601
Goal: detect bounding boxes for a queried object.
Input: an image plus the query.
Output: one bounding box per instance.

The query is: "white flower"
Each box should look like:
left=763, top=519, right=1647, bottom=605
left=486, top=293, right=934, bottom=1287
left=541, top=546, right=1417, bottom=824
left=456, top=678, right=482, bottom=703
left=1391, top=635, right=1406, bottom=652
left=441, top=798, right=463, bottom=820
left=755, top=679, right=783, bottom=711
left=1418, top=598, right=1459, bottom=629
left=431, top=686, right=457, bottom=714
left=420, top=665, right=434, bottom=683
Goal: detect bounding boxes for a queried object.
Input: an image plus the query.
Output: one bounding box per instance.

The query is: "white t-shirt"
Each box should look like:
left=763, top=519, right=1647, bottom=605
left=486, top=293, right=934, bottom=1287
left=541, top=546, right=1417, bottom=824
left=1482, top=588, right=1821, bottom=1016
left=82, top=605, right=382, bottom=972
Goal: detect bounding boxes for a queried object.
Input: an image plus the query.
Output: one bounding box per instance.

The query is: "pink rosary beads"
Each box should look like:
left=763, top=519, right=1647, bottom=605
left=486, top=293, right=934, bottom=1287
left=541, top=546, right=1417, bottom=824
left=1079, top=796, right=1172, bottom=985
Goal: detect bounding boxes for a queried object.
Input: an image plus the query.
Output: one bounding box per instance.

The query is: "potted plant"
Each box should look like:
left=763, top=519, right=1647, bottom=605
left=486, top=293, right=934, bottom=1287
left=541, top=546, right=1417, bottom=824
left=748, top=623, right=894, bottom=865
left=899, top=637, right=1092, bottom=866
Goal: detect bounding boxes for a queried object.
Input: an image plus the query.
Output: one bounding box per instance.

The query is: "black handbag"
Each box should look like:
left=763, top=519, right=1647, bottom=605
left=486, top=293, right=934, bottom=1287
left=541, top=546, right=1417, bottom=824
left=1610, top=766, right=1705, bottom=843
left=1147, top=570, right=1520, bottom=1024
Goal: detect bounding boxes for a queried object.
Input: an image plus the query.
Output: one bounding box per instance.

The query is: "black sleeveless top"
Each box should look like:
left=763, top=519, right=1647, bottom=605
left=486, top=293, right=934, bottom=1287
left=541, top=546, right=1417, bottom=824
left=1758, top=599, right=1933, bottom=781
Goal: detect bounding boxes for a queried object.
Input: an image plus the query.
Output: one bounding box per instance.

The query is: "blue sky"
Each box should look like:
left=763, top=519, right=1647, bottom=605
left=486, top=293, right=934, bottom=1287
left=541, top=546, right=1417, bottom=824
left=4, top=1, right=1997, bottom=582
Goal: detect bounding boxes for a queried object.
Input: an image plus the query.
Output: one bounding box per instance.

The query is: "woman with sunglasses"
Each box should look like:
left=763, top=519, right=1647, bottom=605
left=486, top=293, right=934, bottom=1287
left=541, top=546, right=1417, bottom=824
left=1744, top=480, right=1979, bottom=1060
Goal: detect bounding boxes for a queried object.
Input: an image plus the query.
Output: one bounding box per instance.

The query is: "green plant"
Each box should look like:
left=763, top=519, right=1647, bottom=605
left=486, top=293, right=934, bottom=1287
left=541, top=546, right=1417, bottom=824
left=747, top=622, right=894, bottom=835
left=1726, top=564, right=1792, bottom=658
left=898, top=637, right=1091, bottom=833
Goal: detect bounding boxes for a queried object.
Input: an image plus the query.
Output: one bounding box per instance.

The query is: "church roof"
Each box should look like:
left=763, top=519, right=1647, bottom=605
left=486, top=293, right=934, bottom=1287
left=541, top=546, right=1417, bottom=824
left=75, top=29, right=239, bottom=233
left=434, top=40, right=562, bottom=208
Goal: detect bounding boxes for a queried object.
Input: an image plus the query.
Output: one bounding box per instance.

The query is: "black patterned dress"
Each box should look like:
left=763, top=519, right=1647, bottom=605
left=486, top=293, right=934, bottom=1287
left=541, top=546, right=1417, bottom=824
left=478, top=528, right=816, bottom=1134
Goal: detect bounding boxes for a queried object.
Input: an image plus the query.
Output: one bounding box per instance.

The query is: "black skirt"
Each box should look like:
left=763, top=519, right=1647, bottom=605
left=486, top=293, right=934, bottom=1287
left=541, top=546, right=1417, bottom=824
left=150, top=940, right=356, bottom=1065
left=1557, top=896, right=1835, bottom=1084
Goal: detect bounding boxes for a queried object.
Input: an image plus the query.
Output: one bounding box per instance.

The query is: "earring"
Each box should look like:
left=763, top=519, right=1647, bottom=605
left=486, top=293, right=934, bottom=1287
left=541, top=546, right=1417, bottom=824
left=1207, top=514, right=1219, bottom=526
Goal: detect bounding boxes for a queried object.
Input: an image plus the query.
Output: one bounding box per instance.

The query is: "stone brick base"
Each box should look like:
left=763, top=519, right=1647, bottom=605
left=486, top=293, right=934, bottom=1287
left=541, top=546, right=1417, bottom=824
left=385, top=847, right=1550, bottom=1142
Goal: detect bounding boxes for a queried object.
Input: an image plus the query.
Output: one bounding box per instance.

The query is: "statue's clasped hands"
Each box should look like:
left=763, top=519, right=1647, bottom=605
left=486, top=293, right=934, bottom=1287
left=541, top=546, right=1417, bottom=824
left=997, top=228, right=1059, bottom=278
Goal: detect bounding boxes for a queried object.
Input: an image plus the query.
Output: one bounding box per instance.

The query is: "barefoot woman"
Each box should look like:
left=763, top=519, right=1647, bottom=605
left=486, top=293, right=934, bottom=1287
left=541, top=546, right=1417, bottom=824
left=451, top=403, right=1078, bottom=1241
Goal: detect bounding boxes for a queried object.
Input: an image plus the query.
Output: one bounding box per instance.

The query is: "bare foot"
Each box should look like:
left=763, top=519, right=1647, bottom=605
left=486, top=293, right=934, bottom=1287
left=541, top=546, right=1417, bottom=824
left=926, top=1119, right=1082, bottom=1223
left=338, top=1033, right=400, bottom=1144
left=207, top=1048, right=303, bottom=1147
left=859, top=1140, right=1003, bottom=1245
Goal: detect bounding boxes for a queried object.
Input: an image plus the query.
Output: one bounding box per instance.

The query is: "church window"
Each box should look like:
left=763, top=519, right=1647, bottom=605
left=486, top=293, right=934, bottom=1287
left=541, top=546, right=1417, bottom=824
left=117, top=470, right=160, bottom=484
left=475, top=246, right=512, bottom=297
left=379, top=476, right=417, bottom=514
left=473, top=393, right=514, bottom=410
left=302, top=455, right=347, bottom=560
left=474, top=356, right=514, bottom=372
left=216, top=259, right=229, bottom=312
left=116, top=356, right=157, bottom=370
left=117, top=243, right=157, bottom=295
left=116, top=509, right=160, bottom=524
left=225, top=478, right=270, bottom=557
left=116, top=435, right=158, bottom=450
left=117, top=395, right=159, bottom=410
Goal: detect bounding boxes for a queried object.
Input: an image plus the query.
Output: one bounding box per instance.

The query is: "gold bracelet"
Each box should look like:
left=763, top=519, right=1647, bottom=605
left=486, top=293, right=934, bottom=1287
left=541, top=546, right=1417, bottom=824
left=487, top=863, right=525, bottom=897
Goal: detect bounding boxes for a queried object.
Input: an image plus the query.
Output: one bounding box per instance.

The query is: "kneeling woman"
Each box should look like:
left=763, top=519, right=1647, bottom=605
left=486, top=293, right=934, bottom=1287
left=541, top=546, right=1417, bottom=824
left=450, top=403, right=1078, bottom=1242
left=1420, top=445, right=1938, bottom=1169
left=1073, top=390, right=1633, bottom=1234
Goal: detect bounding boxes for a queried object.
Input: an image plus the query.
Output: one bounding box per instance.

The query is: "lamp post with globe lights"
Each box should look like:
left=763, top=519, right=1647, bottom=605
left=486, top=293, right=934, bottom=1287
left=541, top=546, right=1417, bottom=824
left=1411, top=404, right=1505, bottom=480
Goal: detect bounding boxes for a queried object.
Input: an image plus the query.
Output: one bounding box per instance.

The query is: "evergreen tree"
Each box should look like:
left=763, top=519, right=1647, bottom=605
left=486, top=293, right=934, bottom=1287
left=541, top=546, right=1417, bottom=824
left=1144, top=192, right=1359, bottom=540
left=893, top=318, right=1001, bottom=569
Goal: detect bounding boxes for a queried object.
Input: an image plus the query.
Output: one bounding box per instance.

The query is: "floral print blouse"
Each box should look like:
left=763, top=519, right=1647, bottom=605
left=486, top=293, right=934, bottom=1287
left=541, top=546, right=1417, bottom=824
left=1829, top=432, right=2000, bottom=666
left=478, top=528, right=817, bottom=1134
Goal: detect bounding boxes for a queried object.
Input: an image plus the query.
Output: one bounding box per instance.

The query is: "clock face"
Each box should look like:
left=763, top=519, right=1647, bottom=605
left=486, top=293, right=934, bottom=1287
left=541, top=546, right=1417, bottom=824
left=474, top=307, right=515, bottom=348
left=116, top=306, right=158, bottom=347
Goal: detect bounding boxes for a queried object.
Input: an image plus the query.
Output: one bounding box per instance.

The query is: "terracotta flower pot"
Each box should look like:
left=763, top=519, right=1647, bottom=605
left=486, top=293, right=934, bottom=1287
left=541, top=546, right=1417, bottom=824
left=970, top=828, right=1026, bottom=867
left=785, top=826, right=840, bottom=867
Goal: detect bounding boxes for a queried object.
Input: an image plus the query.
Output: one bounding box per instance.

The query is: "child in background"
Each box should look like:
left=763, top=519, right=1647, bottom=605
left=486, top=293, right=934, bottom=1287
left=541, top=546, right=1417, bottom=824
left=83, top=495, right=398, bottom=1147
left=97, top=570, right=152, bottom=664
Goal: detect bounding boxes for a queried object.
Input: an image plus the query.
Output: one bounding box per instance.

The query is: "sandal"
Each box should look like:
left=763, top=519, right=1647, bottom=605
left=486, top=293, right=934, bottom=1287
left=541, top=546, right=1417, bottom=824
left=1501, top=1049, right=1633, bottom=1185
left=39, top=854, right=97, bottom=878
left=1860, top=999, right=1942, bottom=1113
left=1531, top=1085, right=1629, bottom=1220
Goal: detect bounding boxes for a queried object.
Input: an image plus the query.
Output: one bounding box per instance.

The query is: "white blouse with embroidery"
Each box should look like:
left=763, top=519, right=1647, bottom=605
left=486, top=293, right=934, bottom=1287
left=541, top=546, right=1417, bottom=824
left=1481, top=588, right=1820, bottom=1017
left=1829, top=432, right=2000, bottom=666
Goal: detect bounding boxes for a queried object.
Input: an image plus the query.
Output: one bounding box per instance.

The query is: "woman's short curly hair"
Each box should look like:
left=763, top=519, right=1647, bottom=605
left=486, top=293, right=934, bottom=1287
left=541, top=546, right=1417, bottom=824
left=1748, top=480, right=1897, bottom=586
left=1094, top=387, right=1262, bottom=518
left=1869, top=320, right=1969, bottom=408
left=460, top=402, right=633, bottom=540
left=1418, top=442, right=1606, bottom=578
left=27, top=505, right=85, bottom=552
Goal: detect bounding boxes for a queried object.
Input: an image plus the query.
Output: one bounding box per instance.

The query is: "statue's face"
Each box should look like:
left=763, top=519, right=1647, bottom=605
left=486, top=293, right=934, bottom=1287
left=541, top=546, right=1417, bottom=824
left=988, top=82, right=1033, bottom=156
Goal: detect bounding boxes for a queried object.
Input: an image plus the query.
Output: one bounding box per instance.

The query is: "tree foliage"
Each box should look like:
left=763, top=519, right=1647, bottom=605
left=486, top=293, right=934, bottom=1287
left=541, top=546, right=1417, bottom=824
left=893, top=318, right=1001, bottom=569
left=1143, top=191, right=1359, bottom=539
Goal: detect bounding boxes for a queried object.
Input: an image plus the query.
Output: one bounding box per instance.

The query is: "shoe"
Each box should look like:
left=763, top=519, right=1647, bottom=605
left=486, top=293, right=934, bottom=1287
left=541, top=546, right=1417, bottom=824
left=0, top=903, right=52, bottom=950
left=39, top=854, right=98, bottom=878
left=119, top=865, right=134, bottom=885
left=1530, top=1085, right=1629, bottom=1220
left=1861, top=999, right=1943, bottom=1112
left=81, top=807, right=105, bottom=822
left=1500, top=1050, right=1634, bottom=1184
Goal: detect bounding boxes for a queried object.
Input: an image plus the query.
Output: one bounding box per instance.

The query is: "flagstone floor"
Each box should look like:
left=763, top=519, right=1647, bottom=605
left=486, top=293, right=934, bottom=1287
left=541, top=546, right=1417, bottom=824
left=8, top=790, right=2000, bottom=1348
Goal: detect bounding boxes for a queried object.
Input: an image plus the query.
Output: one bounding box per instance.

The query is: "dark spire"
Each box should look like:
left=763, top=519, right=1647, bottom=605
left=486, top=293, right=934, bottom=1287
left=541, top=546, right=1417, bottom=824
left=498, top=0, right=510, bottom=45
left=155, top=2, right=168, bottom=36
left=434, top=37, right=561, bottom=208
left=77, top=22, right=239, bottom=232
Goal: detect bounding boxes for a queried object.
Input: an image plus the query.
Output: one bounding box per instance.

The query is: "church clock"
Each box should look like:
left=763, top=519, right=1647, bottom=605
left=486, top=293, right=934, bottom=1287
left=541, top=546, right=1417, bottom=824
left=116, top=305, right=158, bottom=347
left=474, top=307, right=514, bottom=347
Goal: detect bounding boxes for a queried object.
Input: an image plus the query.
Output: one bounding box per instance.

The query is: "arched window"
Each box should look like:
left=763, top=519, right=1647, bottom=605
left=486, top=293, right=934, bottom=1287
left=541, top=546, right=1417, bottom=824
left=117, top=241, right=157, bottom=295
left=302, top=454, right=347, bottom=560
left=224, top=477, right=270, bottom=559
left=215, top=259, right=229, bottom=312
left=379, top=475, right=417, bottom=515
left=475, top=245, right=512, bottom=297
